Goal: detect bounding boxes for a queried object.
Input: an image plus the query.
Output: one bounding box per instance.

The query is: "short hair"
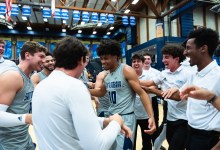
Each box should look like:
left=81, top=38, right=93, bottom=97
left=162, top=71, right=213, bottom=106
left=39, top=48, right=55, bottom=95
left=53, top=36, right=88, bottom=70
left=97, top=39, right=122, bottom=58
left=45, top=52, right=53, bottom=57
left=162, top=44, right=186, bottom=63
left=188, top=28, right=219, bottom=57
left=20, top=41, right=46, bottom=60
left=131, top=54, right=145, bottom=63
left=143, top=52, right=152, bottom=59
left=0, top=39, right=5, bottom=45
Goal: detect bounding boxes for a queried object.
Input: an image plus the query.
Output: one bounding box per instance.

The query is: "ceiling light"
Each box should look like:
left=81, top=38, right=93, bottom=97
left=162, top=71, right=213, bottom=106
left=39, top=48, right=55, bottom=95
left=132, top=0, right=139, bottom=4
left=109, top=26, right=114, bottom=30
left=97, top=22, right=102, bottom=26
left=78, top=30, right=82, bottom=33
left=93, top=31, right=97, bottom=34
left=22, top=16, right=27, bottom=20
left=124, top=9, right=130, bottom=14
left=63, top=20, right=67, bottom=24
left=62, top=29, right=66, bottom=32
left=107, top=32, right=111, bottom=35
left=7, top=26, right=13, bottom=29
left=43, top=18, right=48, bottom=22
left=27, top=26, right=32, bottom=30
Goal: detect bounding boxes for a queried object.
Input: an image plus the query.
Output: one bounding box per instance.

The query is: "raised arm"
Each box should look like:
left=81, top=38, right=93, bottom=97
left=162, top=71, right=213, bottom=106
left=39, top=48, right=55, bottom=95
left=123, top=65, right=156, bottom=135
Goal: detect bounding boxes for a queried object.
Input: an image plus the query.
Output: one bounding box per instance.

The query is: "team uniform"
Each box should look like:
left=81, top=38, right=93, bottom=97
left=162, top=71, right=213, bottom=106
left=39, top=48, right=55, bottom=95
left=180, top=61, right=220, bottom=150
left=105, top=63, right=136, bottom=150
left=33, top=70, right=121, bottom=150
left=96, top=94, right=110, bottom=117
left=37, top=70, right=48, bottom=81
left=79, top=68, right=89, bottom=83
left=153, top=65, right=193, bottom=150
left=133, top=70, right=153, bottom=150
left=0, top=67, right=35, bottom=150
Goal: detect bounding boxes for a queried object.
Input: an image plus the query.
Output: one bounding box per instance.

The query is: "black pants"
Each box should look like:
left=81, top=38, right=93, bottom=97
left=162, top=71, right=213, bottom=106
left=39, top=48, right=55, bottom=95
left=151, top=96, right=159, bottom=141
left=187, top=126, right=219, bottom=150
left=133, top=119, right=153, bottom=150
left=166, top=119, right=188, bottom=150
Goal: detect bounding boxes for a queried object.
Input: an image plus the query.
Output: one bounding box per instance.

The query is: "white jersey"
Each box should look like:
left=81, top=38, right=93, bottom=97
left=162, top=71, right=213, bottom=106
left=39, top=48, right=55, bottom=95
left=32, top=70, right=121, bottom=150
left=153, top=65, right=193, bottom=121
left=181, top=61, right=220, bottom=131
left=134, top=70, right=151, bottom=119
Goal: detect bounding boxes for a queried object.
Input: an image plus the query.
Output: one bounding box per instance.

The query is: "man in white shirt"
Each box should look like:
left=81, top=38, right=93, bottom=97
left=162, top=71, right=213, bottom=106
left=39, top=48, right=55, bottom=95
left=180, top=28, right=220, bottom=150
left=32, top=36, right=132, bottom=150
left=164, top=28, right=220, bottom=150
left=143, top=53, right=161, bottom=144
left=131, top=54, right=154, bottom=150
left=141, top=44, right=193, bottom=150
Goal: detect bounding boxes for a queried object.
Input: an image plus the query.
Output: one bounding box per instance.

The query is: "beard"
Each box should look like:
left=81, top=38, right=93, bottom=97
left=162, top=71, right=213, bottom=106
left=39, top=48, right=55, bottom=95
left=44, top=65, right=54, bottom=71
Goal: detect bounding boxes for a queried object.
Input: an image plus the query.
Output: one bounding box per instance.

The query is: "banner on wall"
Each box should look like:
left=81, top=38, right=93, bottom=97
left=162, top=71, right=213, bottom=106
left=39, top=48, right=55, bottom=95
left=22, top=5, right=31, bottom=17
left=100, top=13, right=106, bottom=24
left=156, top=23, right=163, bottom=38
left=11, top=4, right=19, bottom=16
left=61, top=9, right=68, bottom=20
left=91, top=12, right=98, bottom=23
left=122, top=16, right=128, bottom=25
left=130, top=16, right=136, bottom=26
left=82, top=11, right=89, bottom=23
left=42, top=7, right=51, bottom=18
left=108, top=14, right=114, bottom=24
left=0, top=3, right=6, bottom=16
left=73, top=10, right=80, bottom=22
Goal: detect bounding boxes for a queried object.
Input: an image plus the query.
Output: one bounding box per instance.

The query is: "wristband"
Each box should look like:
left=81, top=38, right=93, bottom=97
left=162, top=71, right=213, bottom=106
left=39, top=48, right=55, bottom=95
left=208, top=95, right=217, bottom=103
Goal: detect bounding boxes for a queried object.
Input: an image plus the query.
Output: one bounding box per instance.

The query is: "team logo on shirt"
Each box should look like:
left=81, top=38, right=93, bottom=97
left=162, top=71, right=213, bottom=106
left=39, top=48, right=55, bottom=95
left=106, top=81, right=122, bottom=89
left=23, top=91, right=33, bottom=101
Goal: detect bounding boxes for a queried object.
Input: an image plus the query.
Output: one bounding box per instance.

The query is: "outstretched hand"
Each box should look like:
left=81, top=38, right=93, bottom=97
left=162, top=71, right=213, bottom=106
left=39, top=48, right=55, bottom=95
left=180, top=85, right=214, bottom=100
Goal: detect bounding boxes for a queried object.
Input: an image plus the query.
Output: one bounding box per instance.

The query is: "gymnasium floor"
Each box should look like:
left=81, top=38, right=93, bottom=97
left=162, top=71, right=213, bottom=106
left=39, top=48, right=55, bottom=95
left=29, top=104, right=168, bottom=150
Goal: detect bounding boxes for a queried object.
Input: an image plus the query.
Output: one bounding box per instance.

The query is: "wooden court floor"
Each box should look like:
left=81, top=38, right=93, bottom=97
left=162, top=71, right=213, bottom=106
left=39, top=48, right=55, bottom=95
left=29, top=104, right=168, bottom=150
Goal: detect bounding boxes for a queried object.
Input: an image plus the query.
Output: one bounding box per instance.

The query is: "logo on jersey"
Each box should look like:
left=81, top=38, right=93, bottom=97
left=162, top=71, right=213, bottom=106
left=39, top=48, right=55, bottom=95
left=106, top=81, right=122, bottom=89
left=23, top=91, right=33, bottom=101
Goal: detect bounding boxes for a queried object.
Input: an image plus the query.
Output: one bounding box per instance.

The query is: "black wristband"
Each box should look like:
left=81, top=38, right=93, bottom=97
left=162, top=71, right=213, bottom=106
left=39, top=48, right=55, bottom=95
left=208, top=95, right=217, bottom=103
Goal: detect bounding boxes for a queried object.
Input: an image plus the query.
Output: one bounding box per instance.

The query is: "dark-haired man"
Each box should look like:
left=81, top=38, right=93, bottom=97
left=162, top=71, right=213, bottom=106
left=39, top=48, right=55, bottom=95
left=32, top=36, right=131, bottom=150
left=0, top=41, right=46, bottom=150
left=90, top=39, right=156, bottom=150
left=31, top=51, right=55, bottom=87
left=159, top=28, right=220, bottom=150
left=141, top=44, right=193, bottom=150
